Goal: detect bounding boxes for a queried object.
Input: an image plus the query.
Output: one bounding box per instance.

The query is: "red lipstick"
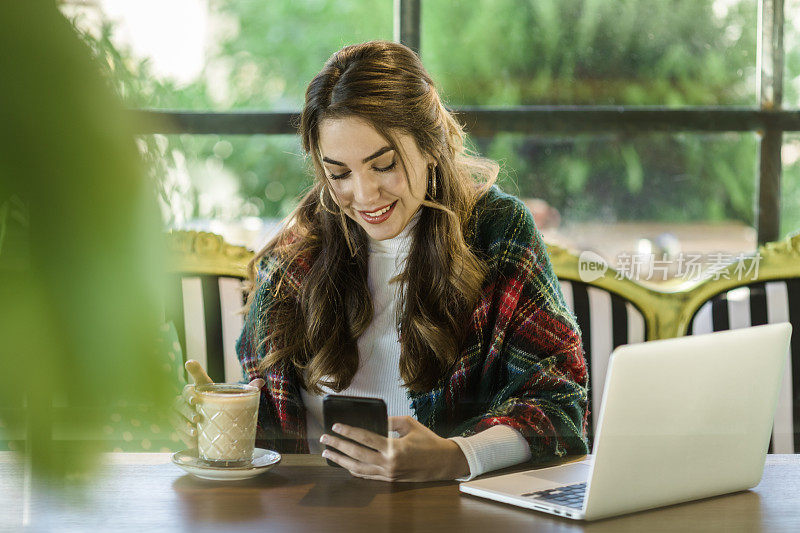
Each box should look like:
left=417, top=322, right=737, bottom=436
left=358, top=201, right=397, bottom=224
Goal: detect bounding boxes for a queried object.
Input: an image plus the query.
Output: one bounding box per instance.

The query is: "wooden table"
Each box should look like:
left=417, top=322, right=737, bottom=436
left=2, top=452, right=799, bottom=532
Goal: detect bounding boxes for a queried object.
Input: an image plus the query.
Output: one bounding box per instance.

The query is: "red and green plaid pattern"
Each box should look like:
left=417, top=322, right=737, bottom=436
left=237, top=186, right=589, bottom=460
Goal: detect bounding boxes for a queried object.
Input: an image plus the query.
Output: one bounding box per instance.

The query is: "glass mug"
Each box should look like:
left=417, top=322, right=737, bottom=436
left=194, top=383, right=260, bottom=467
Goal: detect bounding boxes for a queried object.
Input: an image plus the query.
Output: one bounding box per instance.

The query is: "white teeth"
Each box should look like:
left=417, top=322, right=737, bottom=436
left=364, top=204, right=392, bottom=217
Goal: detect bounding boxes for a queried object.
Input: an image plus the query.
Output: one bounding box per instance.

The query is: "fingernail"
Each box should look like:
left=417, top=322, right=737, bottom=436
left=319, top=435, right=326, bottom=444
left=332, top=424, right=341, bottom=432
left=321, top=451, right=329, bottom=459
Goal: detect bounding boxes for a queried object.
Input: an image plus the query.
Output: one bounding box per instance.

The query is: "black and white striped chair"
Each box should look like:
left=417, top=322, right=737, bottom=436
left=679, top=236, right=800, bottom=453
left=686, top=279, right=800, bottom=453
left=165, top=231, right=255, bottom=384
left=557, top=279, right=649, bottom=445
left=548, top=244, right=658, bottom=446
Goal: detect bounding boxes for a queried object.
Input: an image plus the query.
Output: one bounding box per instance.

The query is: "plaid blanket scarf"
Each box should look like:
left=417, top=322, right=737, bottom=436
left=237, top=185, right=589, bottom=461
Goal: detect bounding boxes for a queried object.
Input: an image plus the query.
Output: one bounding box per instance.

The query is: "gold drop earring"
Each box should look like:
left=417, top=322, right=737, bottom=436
left=318, top=186, right=339, bottom=214
left=427, top=164, right=437, bottom=199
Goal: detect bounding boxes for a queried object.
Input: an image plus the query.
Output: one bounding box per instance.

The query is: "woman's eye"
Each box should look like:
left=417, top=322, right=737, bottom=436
left=374, top=159, right=397, bottom=172
left=329, top=170, right=350, bottom=180
left=327, top=159, right=394, bottom=179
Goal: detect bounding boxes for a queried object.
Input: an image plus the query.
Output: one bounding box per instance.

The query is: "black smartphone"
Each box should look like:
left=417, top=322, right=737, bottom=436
left=322, top=394, right=388, bottom=467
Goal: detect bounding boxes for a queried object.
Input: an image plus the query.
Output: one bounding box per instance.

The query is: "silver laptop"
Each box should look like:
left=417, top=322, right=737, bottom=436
left=460, top=322, right=793, bottom=521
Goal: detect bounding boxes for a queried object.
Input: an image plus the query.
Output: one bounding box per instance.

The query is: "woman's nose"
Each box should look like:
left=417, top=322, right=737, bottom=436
left=351, top=172, right=381, bottom=206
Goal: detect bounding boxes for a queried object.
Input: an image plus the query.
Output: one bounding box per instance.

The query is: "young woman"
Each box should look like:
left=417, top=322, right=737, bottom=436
left=177, top=40, right=588, bottom=482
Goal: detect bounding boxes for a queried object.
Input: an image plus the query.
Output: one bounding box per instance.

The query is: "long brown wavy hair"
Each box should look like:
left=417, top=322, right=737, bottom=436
left=248, top=40, right=499, bottom=394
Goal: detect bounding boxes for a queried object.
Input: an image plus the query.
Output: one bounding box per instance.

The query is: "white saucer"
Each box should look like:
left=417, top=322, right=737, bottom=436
left=171, top=448, right=281, bottom=481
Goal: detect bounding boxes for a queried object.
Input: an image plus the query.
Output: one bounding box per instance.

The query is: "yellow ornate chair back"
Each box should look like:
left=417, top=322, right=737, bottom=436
left=165, top=230, right=254, bottom=383
left=548, top=233, right=800, bottom=454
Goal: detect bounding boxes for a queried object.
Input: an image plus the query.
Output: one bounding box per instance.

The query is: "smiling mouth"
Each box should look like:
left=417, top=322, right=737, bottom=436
left=357, top=201, right=397, bottom=224
left=359, top=202, right=395, bottom=217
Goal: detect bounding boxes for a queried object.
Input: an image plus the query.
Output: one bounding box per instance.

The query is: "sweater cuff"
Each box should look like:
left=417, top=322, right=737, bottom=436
left=449, top=425, right=532, bottom=481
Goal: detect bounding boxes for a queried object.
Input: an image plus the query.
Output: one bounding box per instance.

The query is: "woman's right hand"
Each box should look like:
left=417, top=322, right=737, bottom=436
left=170, top=360, right=265, bottom=449
left=171, top=360, right=213, bottom=449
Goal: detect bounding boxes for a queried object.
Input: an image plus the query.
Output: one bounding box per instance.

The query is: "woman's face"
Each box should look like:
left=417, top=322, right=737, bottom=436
left=318, top=116, right=432, bottom=241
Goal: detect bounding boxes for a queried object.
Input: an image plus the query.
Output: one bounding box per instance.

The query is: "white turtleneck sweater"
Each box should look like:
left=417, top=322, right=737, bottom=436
left=299, top=211, right=531, bottom=480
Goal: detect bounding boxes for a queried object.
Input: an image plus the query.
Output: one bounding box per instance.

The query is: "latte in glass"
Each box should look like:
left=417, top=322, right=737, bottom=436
left=194, top=383, right=260, bottom=467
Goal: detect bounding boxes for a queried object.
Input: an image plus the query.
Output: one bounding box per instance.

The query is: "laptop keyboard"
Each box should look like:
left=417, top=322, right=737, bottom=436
left=521, top=482, right=586, bottom=509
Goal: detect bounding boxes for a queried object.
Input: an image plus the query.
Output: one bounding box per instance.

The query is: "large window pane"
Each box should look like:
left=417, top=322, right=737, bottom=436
left=140, top=133, right=308, bottom=246
left=785, top=0, right=800, bottom=107
left=782, top=133, right=800, bottom=238
left=423, top=0, right=757, bottom=105
left=62, top=0, right=393, bottom=110
left=479, top=131, right=759, bottom=286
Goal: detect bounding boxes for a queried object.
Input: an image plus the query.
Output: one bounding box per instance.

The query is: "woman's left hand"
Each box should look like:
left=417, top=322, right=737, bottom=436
left=320, top=415, right=470, bottom=482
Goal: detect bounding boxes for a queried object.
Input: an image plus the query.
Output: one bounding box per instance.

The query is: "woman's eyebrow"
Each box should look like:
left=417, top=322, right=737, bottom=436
left=322, top=146, right=393, bottom=167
